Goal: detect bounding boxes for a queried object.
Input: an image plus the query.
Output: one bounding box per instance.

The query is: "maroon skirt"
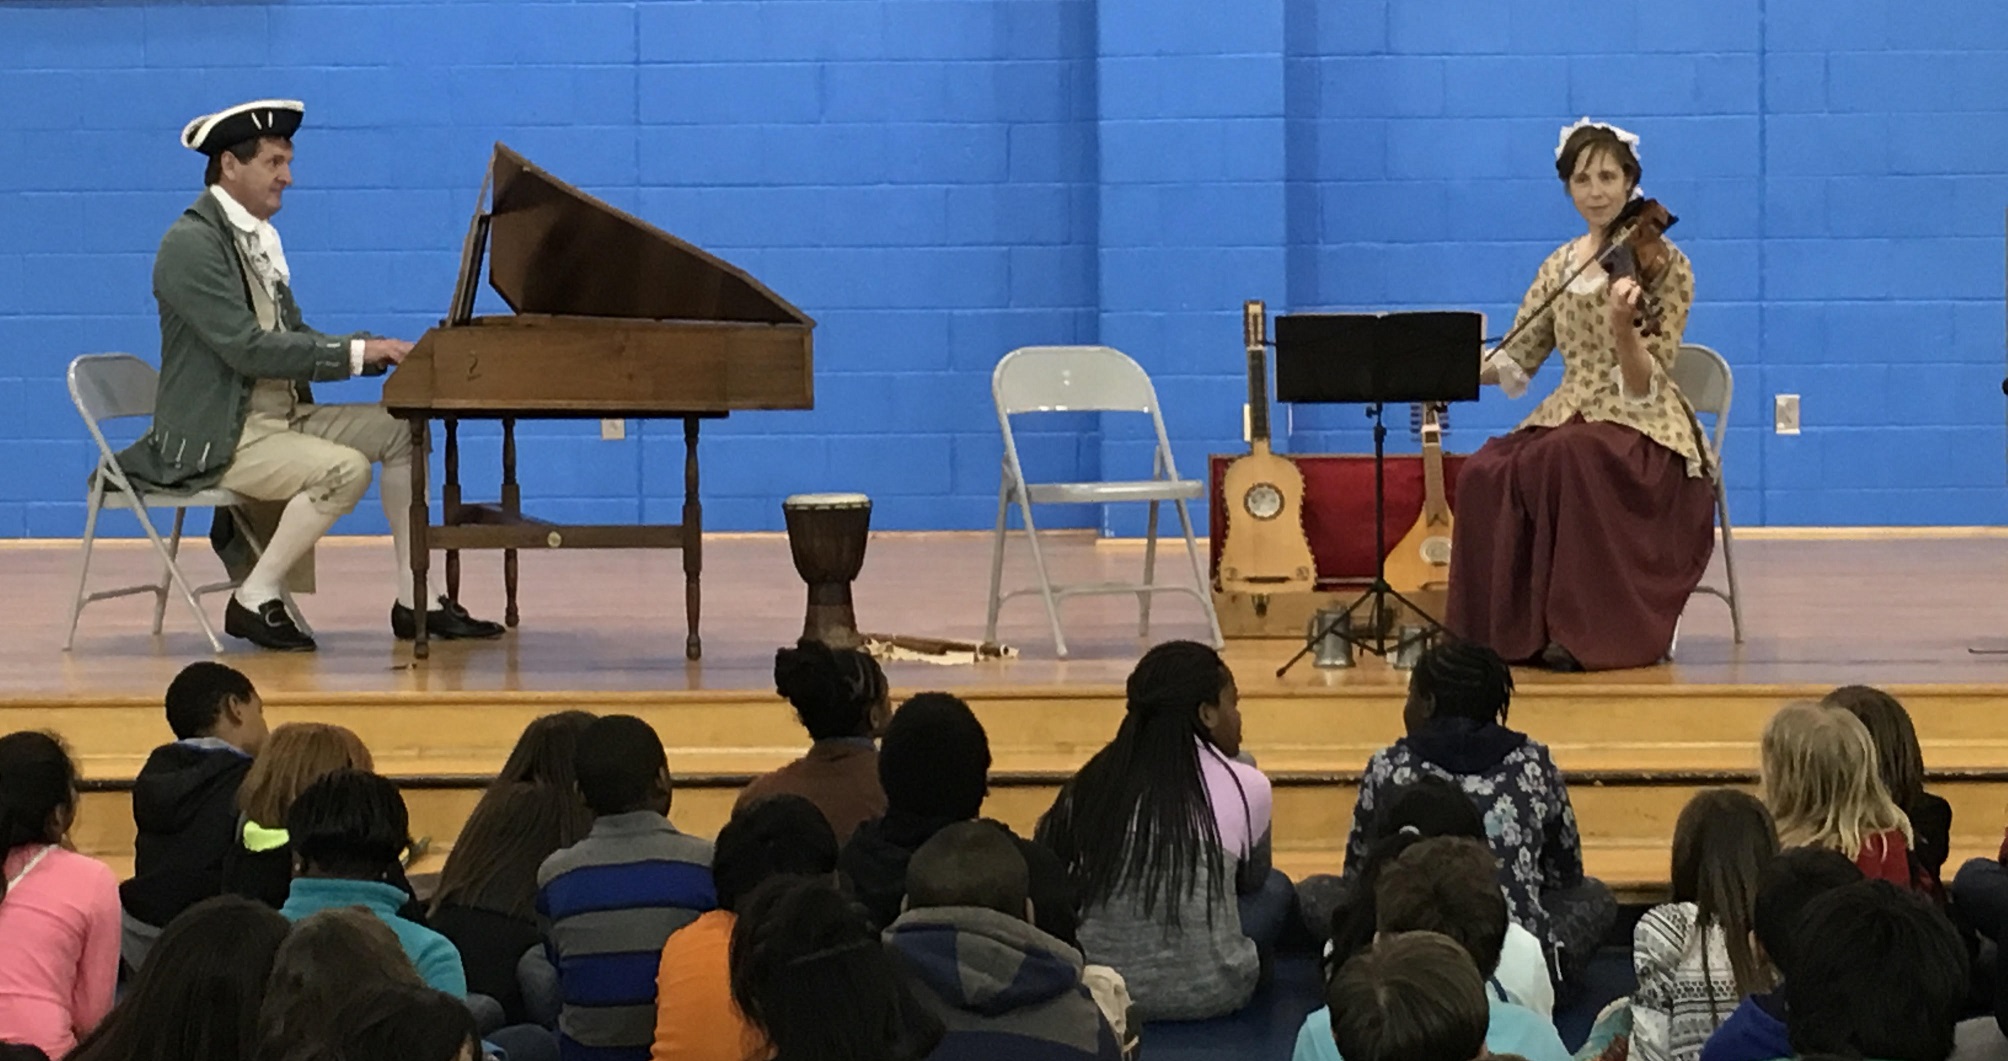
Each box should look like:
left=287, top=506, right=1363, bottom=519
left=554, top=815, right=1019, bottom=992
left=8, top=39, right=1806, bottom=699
left=1445, top=418, right=1715, bottom=671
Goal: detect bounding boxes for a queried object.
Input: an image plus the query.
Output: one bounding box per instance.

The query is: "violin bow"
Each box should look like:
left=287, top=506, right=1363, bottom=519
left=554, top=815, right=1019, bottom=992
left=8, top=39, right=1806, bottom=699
left=1486, top=215, right=1651, bottom=357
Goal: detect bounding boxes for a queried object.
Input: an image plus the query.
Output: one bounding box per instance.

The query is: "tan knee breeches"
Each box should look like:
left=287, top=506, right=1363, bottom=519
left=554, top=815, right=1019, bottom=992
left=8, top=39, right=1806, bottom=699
left=219, top=399, right=412, bottom=516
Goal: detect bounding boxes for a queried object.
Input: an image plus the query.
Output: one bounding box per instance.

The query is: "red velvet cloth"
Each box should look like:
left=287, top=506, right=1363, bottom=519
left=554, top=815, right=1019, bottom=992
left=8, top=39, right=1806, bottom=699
left=1207, top=453, right=1469, bottom=584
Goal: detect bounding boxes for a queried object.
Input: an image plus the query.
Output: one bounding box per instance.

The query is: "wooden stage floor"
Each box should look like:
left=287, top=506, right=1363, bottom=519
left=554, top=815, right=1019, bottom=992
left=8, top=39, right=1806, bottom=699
left=23, top=530, right=2008, bottom=891
left=11, top=530, right=2008, bottom=700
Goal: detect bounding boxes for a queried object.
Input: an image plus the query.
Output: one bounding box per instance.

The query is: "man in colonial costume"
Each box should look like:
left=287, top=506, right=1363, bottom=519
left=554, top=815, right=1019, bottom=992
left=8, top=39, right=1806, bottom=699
left=116, top=99, right=503, bottom=651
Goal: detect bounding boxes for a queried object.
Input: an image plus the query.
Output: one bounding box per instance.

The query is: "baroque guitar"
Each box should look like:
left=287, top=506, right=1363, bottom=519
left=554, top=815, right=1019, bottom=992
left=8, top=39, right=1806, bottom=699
left=1217, top=300, right=1316, bottom=595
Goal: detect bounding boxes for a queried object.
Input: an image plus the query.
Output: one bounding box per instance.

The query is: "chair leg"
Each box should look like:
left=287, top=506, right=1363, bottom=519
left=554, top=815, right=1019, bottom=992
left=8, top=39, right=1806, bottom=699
left=1016, top=496, right=1069, bottom=659
left=152, top=508, right=187, bottom=636
left=1716, top=481, right=1744, bottom=644
left=1173, top=499, right=1225, bottom=649
left=64, top=489, right=107, bottom=652
left=1139, top=500, right=1161, bottom=638
left=985, top=483, right=1012, bottom=645
left=278, top=590, right=314, bottom=639
left=133, top=504, right=223, bottom=654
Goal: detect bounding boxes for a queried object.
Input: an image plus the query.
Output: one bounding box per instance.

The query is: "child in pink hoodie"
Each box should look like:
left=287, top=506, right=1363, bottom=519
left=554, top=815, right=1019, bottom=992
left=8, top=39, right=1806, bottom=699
left=0, top=732, right=120, bottom=1059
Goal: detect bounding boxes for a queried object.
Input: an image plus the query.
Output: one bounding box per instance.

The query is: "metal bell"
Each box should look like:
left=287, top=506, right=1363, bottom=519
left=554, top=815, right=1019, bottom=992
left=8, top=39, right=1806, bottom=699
left=1309, top=608, right=1355, bottom=669
left=1391, top=625, right=1429, bottom=671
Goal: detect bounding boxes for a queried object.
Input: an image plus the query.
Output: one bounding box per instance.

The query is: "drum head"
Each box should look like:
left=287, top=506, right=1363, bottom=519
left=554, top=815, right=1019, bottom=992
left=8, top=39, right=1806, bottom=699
left=785, top=492, right=872, bottom=509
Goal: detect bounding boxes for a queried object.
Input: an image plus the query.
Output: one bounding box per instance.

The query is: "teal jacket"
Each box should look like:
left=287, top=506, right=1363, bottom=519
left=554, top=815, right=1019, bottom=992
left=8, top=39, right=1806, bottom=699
left=114, top=190, right=361, bottom=494
left=280, top=877, right=468, bottom=997
left=1292, top=997, right=1570, bottom=1061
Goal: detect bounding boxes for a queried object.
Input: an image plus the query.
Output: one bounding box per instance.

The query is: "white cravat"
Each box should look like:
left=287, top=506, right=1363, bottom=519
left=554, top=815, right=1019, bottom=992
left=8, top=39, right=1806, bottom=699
left=210, top=185, right=290, bottom=296
left=210, top=186, right=363, bottom=375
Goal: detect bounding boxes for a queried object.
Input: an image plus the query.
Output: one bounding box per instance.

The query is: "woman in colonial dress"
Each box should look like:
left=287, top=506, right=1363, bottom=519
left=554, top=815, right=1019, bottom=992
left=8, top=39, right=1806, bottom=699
left=1449, top=119, right=1715, bottom=672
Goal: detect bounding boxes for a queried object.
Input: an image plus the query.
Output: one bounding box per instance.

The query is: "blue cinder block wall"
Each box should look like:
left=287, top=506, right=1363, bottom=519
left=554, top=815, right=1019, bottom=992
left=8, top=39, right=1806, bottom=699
left=1, top=0, right=2003, bottom=536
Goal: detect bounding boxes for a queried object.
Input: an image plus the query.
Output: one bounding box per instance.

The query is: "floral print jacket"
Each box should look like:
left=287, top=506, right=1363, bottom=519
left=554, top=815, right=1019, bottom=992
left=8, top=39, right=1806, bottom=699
left=1343, top=720, right=1587, bottom=943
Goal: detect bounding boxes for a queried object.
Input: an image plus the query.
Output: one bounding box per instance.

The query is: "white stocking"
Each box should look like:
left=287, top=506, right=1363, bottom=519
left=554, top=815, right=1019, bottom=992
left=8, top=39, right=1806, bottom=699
left=235, top=494, right=338, bottom=607
left=380, top=458, right=416, bottom=610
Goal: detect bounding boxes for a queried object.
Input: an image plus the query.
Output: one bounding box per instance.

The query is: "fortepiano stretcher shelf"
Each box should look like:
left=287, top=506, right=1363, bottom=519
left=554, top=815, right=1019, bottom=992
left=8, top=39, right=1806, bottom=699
left=428, top=523, right=689, bottom=551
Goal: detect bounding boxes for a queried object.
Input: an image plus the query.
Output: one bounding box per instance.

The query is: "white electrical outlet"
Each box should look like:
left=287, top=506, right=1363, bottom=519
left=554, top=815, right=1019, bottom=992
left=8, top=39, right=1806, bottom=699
left=1774, top=395, right=1801, bottom=435
left=600, top=418, right=626, bottom=441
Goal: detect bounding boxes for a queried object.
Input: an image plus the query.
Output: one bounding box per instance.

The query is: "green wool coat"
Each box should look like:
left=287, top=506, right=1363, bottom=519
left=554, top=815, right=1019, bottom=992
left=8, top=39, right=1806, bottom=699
left=115, top=189, right=362, bottom=492
left=115, top=190, right=375, bottom=590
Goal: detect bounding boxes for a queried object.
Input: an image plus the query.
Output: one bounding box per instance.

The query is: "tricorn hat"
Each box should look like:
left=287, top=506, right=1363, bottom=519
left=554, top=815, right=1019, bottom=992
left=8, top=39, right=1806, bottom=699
left=181, top=99, right=304, bottom=156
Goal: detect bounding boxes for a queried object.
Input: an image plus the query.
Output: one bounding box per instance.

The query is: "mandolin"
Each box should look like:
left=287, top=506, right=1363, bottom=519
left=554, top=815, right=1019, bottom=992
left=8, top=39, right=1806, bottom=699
left=1218, top=300, right=1317, bottom=596
left=1384, top=402, right=1454, bottom=593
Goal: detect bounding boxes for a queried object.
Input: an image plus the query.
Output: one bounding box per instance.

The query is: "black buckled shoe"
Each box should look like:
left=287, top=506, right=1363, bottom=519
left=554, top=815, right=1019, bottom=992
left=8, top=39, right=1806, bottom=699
left=392, top=596, right=507, bottom=641
left=224, top=597, right=317, bottom=652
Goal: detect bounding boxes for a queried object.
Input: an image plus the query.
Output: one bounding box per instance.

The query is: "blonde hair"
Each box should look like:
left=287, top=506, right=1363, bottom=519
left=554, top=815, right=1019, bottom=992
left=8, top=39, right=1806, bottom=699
left=1760, top=701, right=1911, bottom=857
left=238, top=723, right=374, bottom=827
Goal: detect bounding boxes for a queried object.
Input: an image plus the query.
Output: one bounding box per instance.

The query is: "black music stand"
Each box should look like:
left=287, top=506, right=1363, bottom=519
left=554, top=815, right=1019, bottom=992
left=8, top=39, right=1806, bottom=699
left=1271, top=311, right=1483, bottom=676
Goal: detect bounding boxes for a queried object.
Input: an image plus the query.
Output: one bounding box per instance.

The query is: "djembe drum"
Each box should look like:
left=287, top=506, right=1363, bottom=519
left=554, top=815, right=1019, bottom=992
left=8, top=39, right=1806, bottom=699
left=782, top=493, right=873, bottom=649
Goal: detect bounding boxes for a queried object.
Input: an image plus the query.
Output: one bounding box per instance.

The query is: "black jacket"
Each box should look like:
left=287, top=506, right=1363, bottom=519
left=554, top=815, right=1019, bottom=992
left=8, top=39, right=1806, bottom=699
left=841, top=813, right=1081, bottom=949
left=220, top=836, right=294, bottom=910
left=432, top=904, right=542, bottom=1024
left=119, top=740, right=253, bottom=928
left=1910, top=791, right=1953, bottom=885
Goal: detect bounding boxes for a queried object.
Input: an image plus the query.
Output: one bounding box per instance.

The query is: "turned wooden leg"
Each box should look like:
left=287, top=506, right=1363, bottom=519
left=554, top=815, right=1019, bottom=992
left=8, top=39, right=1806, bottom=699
left=443, top=418, right=461, bottom=605
left=683, top=416, right=702, bottom=661
left=408, top=418, right=432, bottom=659
left=502, top=417, right=520, bottom=628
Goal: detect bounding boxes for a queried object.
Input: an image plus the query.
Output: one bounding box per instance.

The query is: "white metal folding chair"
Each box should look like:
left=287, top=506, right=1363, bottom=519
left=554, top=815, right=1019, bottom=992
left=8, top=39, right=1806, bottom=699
left=65, top=354, right=304, bottom=653
left=1670, top=343, right=1744, bottom=644
left=984, top=346, right=1224, bottom=659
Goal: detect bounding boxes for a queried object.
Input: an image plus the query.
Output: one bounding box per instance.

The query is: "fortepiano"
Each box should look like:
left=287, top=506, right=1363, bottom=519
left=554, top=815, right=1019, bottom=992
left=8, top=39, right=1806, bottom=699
left=383, top=144, right=815, bottom=660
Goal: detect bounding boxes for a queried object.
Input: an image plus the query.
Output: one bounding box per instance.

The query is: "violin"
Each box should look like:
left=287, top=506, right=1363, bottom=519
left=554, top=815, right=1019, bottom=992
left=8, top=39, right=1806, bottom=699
left=1597, top=197, right=1679, bottom=337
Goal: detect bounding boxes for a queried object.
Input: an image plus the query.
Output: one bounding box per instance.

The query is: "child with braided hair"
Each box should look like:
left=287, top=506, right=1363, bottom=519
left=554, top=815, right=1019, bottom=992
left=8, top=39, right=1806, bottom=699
left=1341, top=640, right=1614, bottom=987
left=738, top=639, right=891, bottom=844
left=1036, top=641, right=1291, bottom=1020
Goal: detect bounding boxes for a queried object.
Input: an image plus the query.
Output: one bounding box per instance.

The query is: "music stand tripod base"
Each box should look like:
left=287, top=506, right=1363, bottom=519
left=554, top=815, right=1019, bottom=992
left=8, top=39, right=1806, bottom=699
left=1275, top=424, right=1448, bottom=678
left=1264, top=310, right=1482, bottom=679
left=1333, top=580, right=1442, bottom=655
